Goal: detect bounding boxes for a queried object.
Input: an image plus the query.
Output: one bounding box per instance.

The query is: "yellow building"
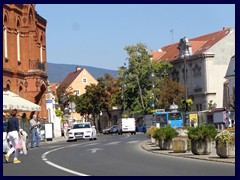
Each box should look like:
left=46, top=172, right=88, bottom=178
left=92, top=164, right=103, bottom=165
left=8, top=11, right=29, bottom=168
left=59, top=66, right=98, bottom=121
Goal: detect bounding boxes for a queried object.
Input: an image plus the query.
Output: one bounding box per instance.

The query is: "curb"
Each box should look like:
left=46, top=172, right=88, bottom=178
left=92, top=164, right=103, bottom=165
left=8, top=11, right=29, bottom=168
left=141, top=140, right=235, bottom=164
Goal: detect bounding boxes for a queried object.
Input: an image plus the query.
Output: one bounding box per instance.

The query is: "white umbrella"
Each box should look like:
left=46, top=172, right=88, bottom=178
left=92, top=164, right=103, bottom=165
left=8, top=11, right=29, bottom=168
left=3, top=91, right=41, bottom=112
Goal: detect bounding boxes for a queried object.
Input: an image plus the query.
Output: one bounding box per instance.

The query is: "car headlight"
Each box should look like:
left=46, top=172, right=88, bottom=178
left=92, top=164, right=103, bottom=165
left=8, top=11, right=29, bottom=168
left=68, top=132, right=73, bottom=135
left=86, top=131, right=91, bottom=133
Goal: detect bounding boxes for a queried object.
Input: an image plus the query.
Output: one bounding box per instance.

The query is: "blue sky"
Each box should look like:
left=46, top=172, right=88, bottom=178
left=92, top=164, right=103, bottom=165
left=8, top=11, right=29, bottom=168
left=36, top=4, right=235, bottom=70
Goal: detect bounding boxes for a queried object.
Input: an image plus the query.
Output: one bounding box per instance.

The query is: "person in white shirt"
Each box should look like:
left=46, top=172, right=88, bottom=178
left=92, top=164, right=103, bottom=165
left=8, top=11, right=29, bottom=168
left=29, top=114, right=40, bottom=148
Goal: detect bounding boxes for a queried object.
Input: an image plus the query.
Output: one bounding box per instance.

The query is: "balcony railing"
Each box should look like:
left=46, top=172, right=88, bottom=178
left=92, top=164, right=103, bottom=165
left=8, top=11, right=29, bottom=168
left=29, top=60, right=46, bottom=71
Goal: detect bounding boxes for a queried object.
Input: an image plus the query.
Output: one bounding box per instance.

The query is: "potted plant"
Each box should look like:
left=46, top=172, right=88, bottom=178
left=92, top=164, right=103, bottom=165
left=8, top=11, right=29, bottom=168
left=172, top=129, right=188, bottom=153
left=215, top=129, right=235, bottom=158
left=153, top=125, right=179, bottom=150
left=187, top=124, right=218, bottom=155
left=146, top=126, right=157, bottom=144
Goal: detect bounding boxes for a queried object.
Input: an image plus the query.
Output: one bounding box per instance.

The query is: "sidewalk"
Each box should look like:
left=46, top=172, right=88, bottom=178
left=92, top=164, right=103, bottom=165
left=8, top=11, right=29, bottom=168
left=141, top=140, right=235, bottom=164
left=40, top=136, right=68, bottom=144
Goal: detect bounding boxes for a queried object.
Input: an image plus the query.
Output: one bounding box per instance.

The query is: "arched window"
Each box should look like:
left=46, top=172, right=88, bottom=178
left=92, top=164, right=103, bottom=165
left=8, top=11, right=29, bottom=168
left=6, top=84, right=10, bottom=91
left=19, top=85, right=23, bottom=95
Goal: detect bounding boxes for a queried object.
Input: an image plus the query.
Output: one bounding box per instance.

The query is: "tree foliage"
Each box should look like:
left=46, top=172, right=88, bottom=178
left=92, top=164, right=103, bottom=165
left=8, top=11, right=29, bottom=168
left=115, top=43, right=185, bottom=115
left=155, top=78, right=185, bottom=110
left=73, top=73, right=120, bottom=128
left=57, top=83, right=74, bottom=111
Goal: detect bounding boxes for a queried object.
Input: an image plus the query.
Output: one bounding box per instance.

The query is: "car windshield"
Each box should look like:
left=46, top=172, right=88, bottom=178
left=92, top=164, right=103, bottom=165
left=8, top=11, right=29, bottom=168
left=73, top=123, right=90, bottom=129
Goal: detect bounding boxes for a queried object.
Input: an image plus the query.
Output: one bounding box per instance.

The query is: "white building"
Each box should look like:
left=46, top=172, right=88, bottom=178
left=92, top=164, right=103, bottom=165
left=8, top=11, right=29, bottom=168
left=224, top=55, right=235, bottom=110
left=153, top=28, right=235, bottom=111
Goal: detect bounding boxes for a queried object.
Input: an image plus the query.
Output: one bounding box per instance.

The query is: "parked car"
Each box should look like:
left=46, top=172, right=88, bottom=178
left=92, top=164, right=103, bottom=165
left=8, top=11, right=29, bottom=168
left=102, top=125, right=119, bottom=134
left=3, top=122, right=29, bottom=152
left=68, top=122, right=97, bottom=141
left=110, top=125, right=119, bottom=134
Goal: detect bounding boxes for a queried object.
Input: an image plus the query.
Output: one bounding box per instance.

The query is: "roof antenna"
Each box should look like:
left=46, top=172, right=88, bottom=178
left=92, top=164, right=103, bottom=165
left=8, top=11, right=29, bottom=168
left=170, top=29, right=174, bottom=43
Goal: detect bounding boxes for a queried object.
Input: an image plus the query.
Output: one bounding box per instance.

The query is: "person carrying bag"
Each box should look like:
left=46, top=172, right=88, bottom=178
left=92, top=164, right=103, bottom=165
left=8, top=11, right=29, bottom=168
left=4, top=109, right=22, bottom=164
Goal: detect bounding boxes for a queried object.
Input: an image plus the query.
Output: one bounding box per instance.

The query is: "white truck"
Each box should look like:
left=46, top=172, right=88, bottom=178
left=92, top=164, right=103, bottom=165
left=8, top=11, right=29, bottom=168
left=118, top=118, right=136, bottom=135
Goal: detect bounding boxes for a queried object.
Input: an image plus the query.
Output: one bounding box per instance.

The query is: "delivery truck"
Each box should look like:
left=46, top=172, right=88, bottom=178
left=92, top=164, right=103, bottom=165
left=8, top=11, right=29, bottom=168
left=118, top=118, right=136, bottom=135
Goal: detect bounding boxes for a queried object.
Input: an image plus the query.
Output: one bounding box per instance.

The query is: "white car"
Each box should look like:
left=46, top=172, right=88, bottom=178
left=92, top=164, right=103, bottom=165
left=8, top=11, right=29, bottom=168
left=68, top=122, right=97, bottom=141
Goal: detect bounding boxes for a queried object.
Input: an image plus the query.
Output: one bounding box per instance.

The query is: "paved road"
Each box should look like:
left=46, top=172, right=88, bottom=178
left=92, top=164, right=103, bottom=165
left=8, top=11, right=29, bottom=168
left=3, top=134, right=235, bottom=176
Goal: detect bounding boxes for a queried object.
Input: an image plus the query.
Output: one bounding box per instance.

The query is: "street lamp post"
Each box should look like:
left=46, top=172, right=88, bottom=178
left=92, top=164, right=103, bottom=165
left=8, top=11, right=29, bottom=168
left=184, top=54, right=189, bottom=112
left=184, top=56, right=187, bottom=101
left=122, top=84, right=126, bottom=113
left=148, top=51, right=155, bottom=110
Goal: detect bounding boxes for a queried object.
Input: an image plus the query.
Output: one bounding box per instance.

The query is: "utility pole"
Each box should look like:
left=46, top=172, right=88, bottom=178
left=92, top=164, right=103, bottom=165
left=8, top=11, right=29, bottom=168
left=148, top=50, right=155, bottom=110
left=184, top=56, right=188, bottom=112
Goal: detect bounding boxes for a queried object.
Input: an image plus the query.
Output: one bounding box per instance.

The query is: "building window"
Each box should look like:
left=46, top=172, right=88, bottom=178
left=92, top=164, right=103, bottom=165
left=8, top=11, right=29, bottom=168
left=17, top=30, right=21, bottom=62
left=171, top=68, right=179, bottom=82
left=4, top=26, right=8, bottom=60
left=192, top=64, right=201, bottom=78
left=199, top=104, right=202, bottom=111
left=6, top=84, right=10, bottom=91
left=82, top=78, right=88, bottom=83
left=196, top=104, right=199, bottom=111
left=40, top=35, right=43, bottom=63
left=75, top=89, right=80, bottom=96
left=16, top=19, right=21, bottom=63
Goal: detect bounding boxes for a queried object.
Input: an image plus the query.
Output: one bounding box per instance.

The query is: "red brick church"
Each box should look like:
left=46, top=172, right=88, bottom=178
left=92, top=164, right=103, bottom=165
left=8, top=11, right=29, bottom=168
left=3, top=4, right=48, bottom=118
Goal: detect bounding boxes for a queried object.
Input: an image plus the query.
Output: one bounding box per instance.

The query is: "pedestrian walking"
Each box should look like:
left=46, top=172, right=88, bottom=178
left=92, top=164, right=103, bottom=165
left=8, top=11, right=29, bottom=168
left=29, top=114, right=40, bottom=148
left=4, top=109, right=22, bottom=163
left=63, top=121, right=69, bottom=138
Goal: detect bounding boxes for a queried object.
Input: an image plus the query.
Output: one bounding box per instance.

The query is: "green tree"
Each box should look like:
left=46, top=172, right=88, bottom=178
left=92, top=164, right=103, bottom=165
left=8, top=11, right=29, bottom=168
left=74, top=93, right=92, bottom=120
left=156, top=78, right=185, bottom=110
left=57, top=83, right=74, bottom=111
left=74, top=83, right=107, bottom=131
left=116, top=43, right=182, bottom=115
left=55, top=110, right=63, bottom=117
left=122, top=43, right=155, bottom=114
left=97, top=74, right=120, bottom=121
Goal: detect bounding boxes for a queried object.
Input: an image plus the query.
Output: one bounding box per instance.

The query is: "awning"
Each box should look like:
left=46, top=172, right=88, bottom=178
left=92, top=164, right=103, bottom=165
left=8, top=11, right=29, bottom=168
left=3, top=91, right=41, bottom=112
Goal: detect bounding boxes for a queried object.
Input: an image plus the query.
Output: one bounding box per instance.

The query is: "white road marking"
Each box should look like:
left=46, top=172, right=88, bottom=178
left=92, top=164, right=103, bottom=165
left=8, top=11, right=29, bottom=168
left=105, top=141, right=120, bottom=145
left=82, top=142, right=100, bottom=147
left=126, top=140, right=140, bottom=144
left=88, top=148, right=103, bottom=153
left=41, top=145, right=90, bottom=176
left=44, top=160, right=89, bottom=176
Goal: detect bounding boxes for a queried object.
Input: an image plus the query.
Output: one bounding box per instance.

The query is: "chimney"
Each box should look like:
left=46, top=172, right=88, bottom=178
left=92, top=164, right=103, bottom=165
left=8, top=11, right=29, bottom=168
left=76, top=66, right=81, bottom=71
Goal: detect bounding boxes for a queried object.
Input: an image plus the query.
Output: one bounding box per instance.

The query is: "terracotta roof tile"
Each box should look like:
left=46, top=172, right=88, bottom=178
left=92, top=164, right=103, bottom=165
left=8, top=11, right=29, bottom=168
left=59, top=68, right=84, bottom=91
left=152, top=51, right=165, bottom=60
left=154, top=28, right=233, bottom=62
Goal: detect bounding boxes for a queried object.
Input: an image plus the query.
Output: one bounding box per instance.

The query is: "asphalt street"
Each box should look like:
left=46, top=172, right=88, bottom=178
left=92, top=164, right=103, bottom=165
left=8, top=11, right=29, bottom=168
left=3, top=134, right=235, bottom=176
